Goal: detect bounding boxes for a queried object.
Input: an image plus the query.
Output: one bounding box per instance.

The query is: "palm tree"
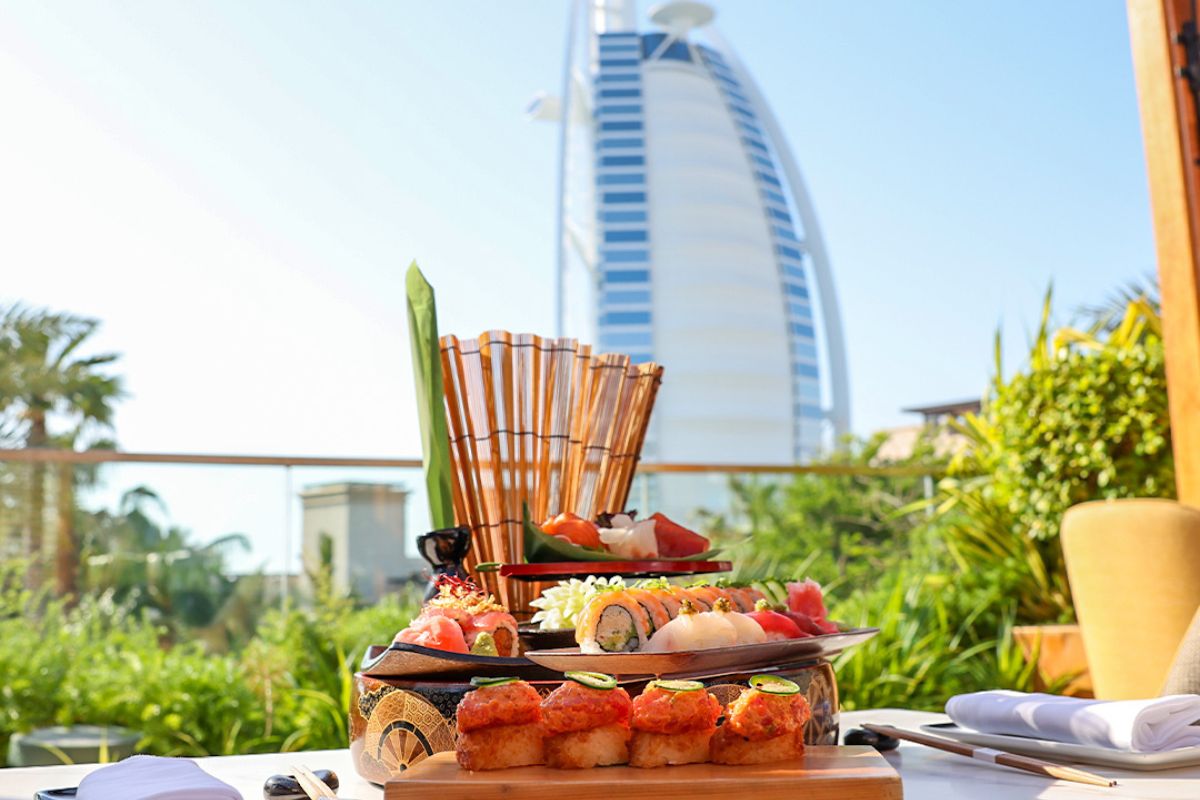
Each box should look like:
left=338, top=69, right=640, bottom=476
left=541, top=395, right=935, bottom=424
left=0, top=305, right=123, bottom=593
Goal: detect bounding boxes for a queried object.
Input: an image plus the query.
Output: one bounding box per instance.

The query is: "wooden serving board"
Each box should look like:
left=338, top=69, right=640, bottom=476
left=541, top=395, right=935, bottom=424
left=386, top=746, right=902, bottom=800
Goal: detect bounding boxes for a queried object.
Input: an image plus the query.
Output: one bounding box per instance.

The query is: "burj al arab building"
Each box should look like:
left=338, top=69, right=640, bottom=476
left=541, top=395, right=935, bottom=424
left=531, top=0, right=849, bottom=463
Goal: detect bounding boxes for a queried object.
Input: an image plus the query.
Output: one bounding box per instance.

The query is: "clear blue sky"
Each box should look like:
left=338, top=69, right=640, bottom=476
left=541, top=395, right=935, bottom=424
left=0, top=1, right=1154, bottom=567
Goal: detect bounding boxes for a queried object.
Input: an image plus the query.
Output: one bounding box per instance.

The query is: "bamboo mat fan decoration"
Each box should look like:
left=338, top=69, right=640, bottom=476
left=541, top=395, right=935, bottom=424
left=439, top=331, right=663, bottom=610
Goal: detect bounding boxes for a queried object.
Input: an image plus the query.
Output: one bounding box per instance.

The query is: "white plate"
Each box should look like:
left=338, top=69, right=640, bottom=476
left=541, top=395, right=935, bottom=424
left=921, top=722, right=1200, bottom=771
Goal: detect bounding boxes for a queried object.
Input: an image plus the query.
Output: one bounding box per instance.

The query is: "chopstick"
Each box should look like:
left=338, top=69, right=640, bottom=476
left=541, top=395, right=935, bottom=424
left=863, top=723, right=1117, bottom=788
left=291, top=763, right=338, bottom=800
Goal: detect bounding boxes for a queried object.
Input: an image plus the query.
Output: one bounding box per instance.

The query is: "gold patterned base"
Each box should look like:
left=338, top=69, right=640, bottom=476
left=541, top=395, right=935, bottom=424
left=350, top=661, right=840, bottom=785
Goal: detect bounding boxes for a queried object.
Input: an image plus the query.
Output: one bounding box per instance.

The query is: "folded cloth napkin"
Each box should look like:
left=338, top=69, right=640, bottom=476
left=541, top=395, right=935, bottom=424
left=77, top=754, right=242, bottom=800
left=946, top=690, right=1200, bottom=752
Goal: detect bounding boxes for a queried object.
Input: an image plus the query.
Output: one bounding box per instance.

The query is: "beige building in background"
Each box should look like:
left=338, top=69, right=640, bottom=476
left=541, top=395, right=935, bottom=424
left=300, top=482, right=423, bottom=602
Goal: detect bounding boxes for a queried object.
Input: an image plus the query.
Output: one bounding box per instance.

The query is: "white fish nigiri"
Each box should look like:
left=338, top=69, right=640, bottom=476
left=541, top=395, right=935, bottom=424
left=597, top=513, right=658, bottom=559
left=646, top=600, right=738, bottom=652
left=711, top=597, right=767, bottom=645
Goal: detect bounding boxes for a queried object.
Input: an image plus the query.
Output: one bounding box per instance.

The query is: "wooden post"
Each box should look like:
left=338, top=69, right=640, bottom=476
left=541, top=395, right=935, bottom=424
left=1129, top=0, right=1200, bottom=503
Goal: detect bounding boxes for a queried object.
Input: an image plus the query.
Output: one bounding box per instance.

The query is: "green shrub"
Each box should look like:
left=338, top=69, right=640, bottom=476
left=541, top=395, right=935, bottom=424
left=938, top=293, right=1172, bottom=622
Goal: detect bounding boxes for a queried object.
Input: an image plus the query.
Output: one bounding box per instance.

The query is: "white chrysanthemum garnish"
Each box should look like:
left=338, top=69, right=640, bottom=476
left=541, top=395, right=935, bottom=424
left=529, top=575, right=626, bottom=631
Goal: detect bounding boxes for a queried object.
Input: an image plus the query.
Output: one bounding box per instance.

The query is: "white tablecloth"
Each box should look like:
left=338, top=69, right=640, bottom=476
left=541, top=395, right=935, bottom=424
left=3, top=710, right=1200, bottom=799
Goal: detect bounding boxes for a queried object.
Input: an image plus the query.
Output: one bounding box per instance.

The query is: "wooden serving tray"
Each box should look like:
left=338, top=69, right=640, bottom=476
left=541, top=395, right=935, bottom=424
left=386, top=747, right=902, bottom=800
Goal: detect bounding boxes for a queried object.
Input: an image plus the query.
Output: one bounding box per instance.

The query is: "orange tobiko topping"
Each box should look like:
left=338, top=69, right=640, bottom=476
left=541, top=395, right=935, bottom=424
left=631, top=685, right=722, bottom=734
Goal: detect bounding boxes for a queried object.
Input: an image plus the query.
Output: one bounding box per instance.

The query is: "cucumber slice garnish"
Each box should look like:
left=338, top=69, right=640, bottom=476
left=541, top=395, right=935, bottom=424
left=565, top=671, right=618, bottom=690
left=749, top=674, right=800, bottom=695
left=470, top=676, right=519, bottom=688
left=651, top=679, right=704, bottom=692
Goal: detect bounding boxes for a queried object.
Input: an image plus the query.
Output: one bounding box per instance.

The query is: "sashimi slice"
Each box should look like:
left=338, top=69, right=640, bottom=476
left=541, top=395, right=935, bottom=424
left=786, top=578, right=829, bottom=619
left=394, top=615, right=469, bottom=654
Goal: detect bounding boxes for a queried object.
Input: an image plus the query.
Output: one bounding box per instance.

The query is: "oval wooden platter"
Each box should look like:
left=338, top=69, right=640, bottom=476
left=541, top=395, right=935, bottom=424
left=524, top=627, right=880, bottom=676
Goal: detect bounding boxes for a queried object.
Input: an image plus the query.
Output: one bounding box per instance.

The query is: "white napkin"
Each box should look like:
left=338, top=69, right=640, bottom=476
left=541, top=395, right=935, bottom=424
left=77, top=754, right=243, bottom=800
left=946, top=690, right=1200, bottom=752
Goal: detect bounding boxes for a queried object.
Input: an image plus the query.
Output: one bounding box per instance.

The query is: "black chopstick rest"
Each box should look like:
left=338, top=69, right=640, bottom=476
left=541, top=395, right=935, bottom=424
left=844, top=727, right=900, bottom=751
left=263, top=770, right=339, bottom=799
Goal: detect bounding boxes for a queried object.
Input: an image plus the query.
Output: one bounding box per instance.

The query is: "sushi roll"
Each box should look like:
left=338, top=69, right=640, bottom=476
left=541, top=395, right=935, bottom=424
left=710, top=675, right=811, bottom=765
left=624, top=587, right=672, bottom=635
left=575, top=590, right=653, bottom=654
left=455, top=677, right=545, bottom=770
left=645, top=600, right=738, bottom=652
left=681, top=584, right=725, bottom=611
left=541, top=672, right=633, bottom=769
left=461, top=610, right=520, bottom=657
left=629, top=680, right=722, bottom=768
left=724, top=585, right=766, bottom=612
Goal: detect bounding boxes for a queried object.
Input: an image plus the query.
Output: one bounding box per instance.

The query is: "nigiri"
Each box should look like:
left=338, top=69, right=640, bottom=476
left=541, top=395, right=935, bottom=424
left=710, top=598, right=767, bottom=645
left=394, top=615, right=469, bottom=653
left=645, top=600, right=737, bottom=652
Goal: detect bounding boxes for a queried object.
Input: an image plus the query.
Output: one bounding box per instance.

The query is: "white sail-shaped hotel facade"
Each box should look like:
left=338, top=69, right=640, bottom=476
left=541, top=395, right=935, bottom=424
left=533, top=0, right=849, bottom=464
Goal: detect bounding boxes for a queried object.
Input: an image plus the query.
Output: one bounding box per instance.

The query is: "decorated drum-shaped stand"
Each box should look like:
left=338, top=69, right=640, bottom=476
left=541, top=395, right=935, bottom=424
left=350, top=655, right=839, bottom=784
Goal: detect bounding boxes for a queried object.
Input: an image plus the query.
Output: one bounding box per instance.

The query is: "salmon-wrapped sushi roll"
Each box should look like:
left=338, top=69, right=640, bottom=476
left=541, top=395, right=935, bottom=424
left=461, top=610, right=520, bottom=657
left=541, top=672, right=632, bottom=768
left=625, top=588, right=671, bottom=635
left=711, top=675, right=811, bottom=765
left=724, top=586, right=765, bottom=612
left=652, top=583, right=691, bottom=617
left=682, top=584, right=728, bottom=611
left=455, top=677, right=545, bottom=770
left=576, top=590, right=653, bottom=653
left=630, top=680, right=722, bottom=767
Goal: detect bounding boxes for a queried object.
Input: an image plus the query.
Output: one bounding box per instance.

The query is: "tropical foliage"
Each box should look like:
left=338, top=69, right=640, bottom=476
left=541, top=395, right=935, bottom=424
left=935, top=291, right=1172, bottom=622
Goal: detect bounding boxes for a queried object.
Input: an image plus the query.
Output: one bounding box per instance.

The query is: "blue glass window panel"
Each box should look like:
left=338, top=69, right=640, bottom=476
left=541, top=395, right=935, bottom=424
left=743, top=137, right=769, bottom=153
left=597, top=173, right=645, bottom=185
left=641, top=32, right=693, bottom=62
left=599, top=155, right=645, bottom=167
left=598, top=137, right=644, bottom=149
left=739, top=120, right=764, bottom=136
left=598, top=88, right=641, bottom=99
left=597, top=104, right=643, bottom=115
left=794, top=344, right=819, bottom=364
left=796, top=381, right=821, bottom=399
left=751, top=154, right=775, bottom=169
left=599, top=32, right=638, bottom=40
left=730, top=104, right=755, bottom=120
left=599, top=73, right=640, bottom=83
left=797, top=402, right=822, bottom=417
left=784, top=265, right=807, bottom=282
left=777, top=244, right=803, bottom=260
left=603, top=249, right=649, bottom=262
left=767, top=207, right=791, bottom=222
left=726, top=89, right=750, bottom=105
left=600, top=58, right=640, bottom=68
left=603, top=310, right=652, bottom=325
left=604, top=229, right=648, bottom=243
left=789, top=302, right=813, bottom=319
left=600, top=120, right=643, bottom=131
left=790, top=322, right=815, bottom=338
left=599, top=43, right=639, bottom=53
left=763, top=189, right=787, bottom=205
left=716, top=73, right=741, bottom=90
left=600, top=331, right=653, bottom=347
left=604, top=269, right=650, bottom=283
left=602, top=191, right=646, bottom=203
left=600, top=210, right=647, bottom=223
left=603, top=290, right=651, bottom=304
left=774, top=225, right=798, bottom=240
left=757, top=171, right=782, bottom=187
